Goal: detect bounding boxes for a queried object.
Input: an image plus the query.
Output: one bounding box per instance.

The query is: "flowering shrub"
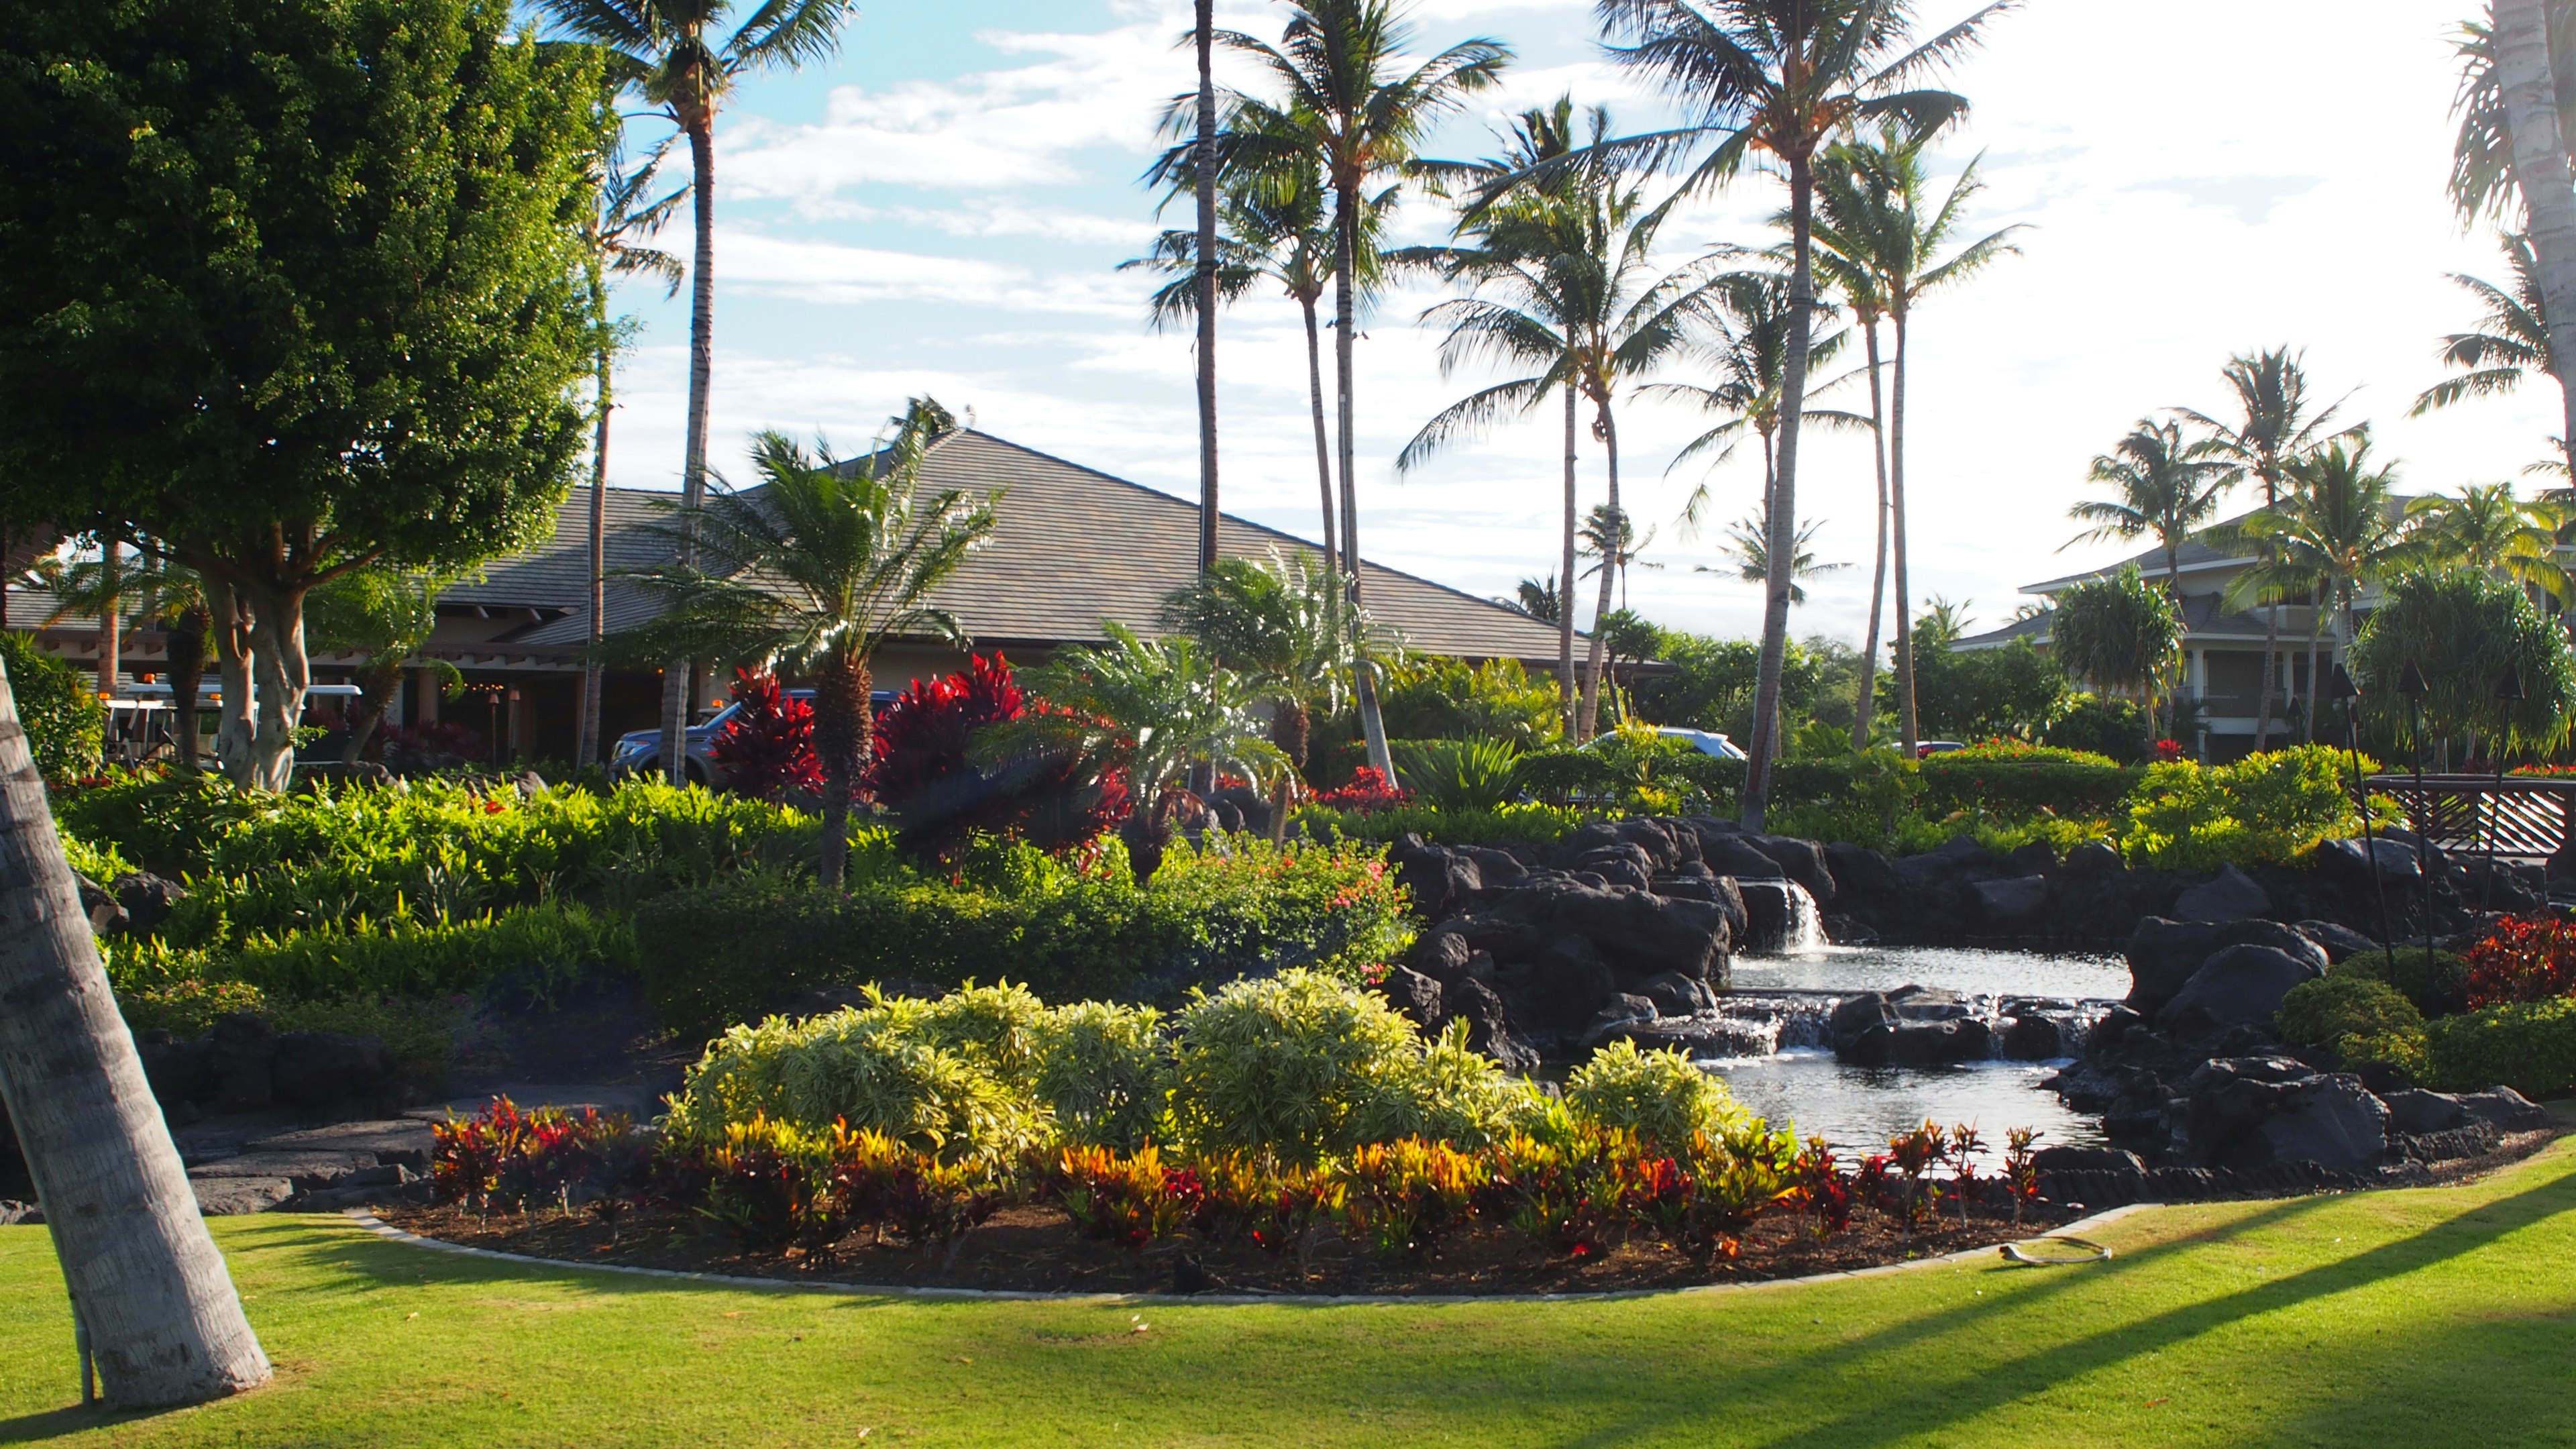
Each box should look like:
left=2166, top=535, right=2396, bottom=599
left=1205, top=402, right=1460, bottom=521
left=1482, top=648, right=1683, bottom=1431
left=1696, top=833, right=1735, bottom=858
left=1314, top=766, right=1409, bottom=812
left=2463, top=915, right=2576, bottom=1008
left=865, top=653, right=1127, bottom=865
left=708, top=669, right=820, bottom=801
left=2152, top=739, right=2187, bottom=763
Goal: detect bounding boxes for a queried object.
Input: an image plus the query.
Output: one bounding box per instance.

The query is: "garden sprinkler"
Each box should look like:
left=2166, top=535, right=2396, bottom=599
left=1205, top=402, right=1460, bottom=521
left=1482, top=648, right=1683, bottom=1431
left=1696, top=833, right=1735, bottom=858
left=2330, top=664, right=2398, bottom=975
left=2399, top=661, right=2434, bottom=961
left=2486, top=665, right=2523, bottom=914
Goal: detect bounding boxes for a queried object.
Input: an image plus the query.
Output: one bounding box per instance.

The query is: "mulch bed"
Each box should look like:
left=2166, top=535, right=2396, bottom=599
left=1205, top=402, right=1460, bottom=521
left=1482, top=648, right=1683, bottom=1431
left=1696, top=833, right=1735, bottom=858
left=372, top=1195, right=2087, bottom=1297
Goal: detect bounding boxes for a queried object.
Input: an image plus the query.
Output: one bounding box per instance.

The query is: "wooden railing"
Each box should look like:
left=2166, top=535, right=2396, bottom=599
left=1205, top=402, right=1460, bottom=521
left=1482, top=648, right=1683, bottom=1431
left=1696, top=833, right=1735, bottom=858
left=2363, top=774, right=2576, bottom=861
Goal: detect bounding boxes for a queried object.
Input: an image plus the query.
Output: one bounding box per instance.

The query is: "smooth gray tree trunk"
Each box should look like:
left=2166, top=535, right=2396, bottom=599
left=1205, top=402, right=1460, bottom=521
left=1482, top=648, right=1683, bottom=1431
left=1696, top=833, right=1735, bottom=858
left=0, top=659, right=271, bottom=1408
left=1853, top=319, right=1890, bottom=749
left=1560, top=382, right=1579, bottom=737
left=1743, top=156, right=1820, bottom=828
left=580, top=268, right=612, bottom=770
left=663, top=119, right=720, bottom=786
left=1889, top=308, right=1920, bottom=758
left=2498, top=0, right=2576, bottom=470
left=1576, top=392, right=1622, bottom=741
left=1334, top=184, right=1396, bottom=781
left=1303, top=298, right=1338, bottom=579
left=1193, top=0, right=1220, bottom=574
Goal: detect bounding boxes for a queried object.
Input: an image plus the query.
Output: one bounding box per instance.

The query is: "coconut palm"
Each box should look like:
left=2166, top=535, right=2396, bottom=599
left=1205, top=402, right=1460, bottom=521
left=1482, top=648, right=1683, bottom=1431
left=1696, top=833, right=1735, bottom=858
left=1710, top=511, right=1847, bottom=604
left=305, top=569, right=465, bottom=765
left=2220, top=440, right=2414, bottom=743
left=1805, top=120, right=2023, bottom=758
left=1213, top=0, right=1510, bottom=777
left=33, top=543, right=194, bottom=763
left=607, top=401, right=998, bottom=888
left=2175, top=347, right=2353, bottom=752
left=2413, top=235, right=2555, bottom=423
left=1660, top=266, right=1870, bottom=523
left=535, top=0, right=858, bottom=784
left=1005, top=624, right=1293, bottom=879
left=2450, top=3, right=2576, bottom=472
left=2065, top=418, right=2237, bottom=598
left=1157, top=547, right=1401, bottom=769
left=1590, top=0, right=2015, bottom=828
left=2404, top=481, right=2571, bottom=602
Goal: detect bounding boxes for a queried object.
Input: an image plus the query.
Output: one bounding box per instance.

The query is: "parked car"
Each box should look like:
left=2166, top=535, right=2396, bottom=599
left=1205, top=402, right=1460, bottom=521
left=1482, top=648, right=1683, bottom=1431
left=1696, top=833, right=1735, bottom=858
left=609, top=688, right=897, bottom=788
left=1916, top=740, right=1967, bottom=759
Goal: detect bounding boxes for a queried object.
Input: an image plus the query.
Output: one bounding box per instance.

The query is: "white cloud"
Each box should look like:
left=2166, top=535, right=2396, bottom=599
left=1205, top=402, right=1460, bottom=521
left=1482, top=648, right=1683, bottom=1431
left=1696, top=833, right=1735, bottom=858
left=715, top=231, right=1145, bottom=314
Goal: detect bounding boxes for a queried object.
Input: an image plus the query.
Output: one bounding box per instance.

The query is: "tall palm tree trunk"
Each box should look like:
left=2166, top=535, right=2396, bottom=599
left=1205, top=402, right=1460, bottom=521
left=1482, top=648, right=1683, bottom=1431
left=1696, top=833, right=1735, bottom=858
left=580, top=267, right=612, bottom=769
left=1743, top=157, right=1819, bottom=828
left=1334, top=185, right=1395, bottom=780
left=662, top=119, right=720, bottom=786
left=1576, top=392, right=1621, bottom=741
left=2303, top=584, right=2328, bottom=745
left=1853, top=319, right=1890, bottom=749
left=0, top=663, right=271, bottom=1407
left=1302, top=297, right=1338, bottom=578
left=97, top=541, right=120, bottom=710
left=1890, top=308, right=1920, bottom=757
left=2497, top=0, right=2576, bottom=472
left=1193, top=0, right=1220, bottom=574
left=1560, top=380, right=1578, bottom=737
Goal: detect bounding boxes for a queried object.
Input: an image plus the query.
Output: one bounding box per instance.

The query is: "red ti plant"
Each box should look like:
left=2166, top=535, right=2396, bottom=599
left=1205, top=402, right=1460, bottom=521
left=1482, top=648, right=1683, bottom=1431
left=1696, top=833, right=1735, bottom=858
left=867, top=653, right=1128, bottom=865
left=1945, top=1122, right=1984, bottom=1228
left=2463, top=914, right=2576, bottom=1008
left=1791, top=1136, right=1851, bottom=1239
left=709, top=668, right=822, bottom=801
left=1315, top=766, right=1408, bottom=812
left=1887, top=1120, right=1947, bottom=1236
left=2002, top=1127, right=2043, bottom=1228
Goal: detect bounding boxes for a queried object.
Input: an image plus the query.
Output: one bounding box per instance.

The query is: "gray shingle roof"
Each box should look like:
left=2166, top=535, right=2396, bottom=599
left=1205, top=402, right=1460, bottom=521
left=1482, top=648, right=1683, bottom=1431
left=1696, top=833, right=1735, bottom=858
left=449, top=428, right=1568, bottom=664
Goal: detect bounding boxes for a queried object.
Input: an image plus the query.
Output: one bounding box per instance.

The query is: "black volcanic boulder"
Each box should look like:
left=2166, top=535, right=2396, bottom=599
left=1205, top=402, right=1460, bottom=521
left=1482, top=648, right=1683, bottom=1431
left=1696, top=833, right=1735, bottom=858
left=1971, top=875, right=2049, bottom=926
left=1432, top=978, right=1539, bottom=1074
left=1389, top=835, right=1483, bottom=920
left=1566, top=842, right=1656, bottom=892
left=2172, top=863, right=2271, bottom=922
left=270, top=1030, right=394, bottom=1109
left=2290, top=920, right=2377, bottom=965
left=1560, top=819, right=1682, bottom=873
left=2124, top=917, right=2328, bottom=1016
left=2178, top=1057, right=2390, bottom=1175
left=1635, top=970, right=1718, bottom=1018
left=2157, top=945, right=2321, bottom=1042
left=1528, top=879, right=1736, bottom=982
left=1823, top=841, right=1898, bottom=899
left=1746, top=835, right=1837, bottom=906
left=1379, top=966, right=1445, bottom=1028
left=1701, top=834, right=1791, bottom=885
left=1498, top=934, right=1619, bottom=1028
left=1831, top=985, right=1990, bottom=1066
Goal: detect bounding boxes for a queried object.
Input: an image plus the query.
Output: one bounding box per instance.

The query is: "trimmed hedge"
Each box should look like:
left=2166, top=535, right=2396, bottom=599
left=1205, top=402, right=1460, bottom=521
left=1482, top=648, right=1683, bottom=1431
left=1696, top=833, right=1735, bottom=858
left=1915, top=757, right=2141, bottom=818
left=2423, top=998, right=2576, bottom=1100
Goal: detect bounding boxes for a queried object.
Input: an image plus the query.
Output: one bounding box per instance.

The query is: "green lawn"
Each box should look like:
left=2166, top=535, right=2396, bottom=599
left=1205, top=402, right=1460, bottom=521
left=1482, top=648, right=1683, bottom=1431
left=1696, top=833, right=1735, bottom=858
left=6, top=1136, right=2576, bottom=1448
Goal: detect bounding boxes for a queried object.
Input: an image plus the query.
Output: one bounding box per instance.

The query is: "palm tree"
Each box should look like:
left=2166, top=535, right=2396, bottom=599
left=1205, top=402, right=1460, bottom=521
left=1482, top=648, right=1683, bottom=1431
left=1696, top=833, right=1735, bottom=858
left=608, top=401, right=998, bottom=888
left=1592, top=0, right=2015, bottom=828
left=1214, top=0, right=1510, bottom=777
left=0, top=665, right=272, bottom=1407
left=1805, top=120, right=2023, bottom=760
left=2066, top=418, right=2237, bottom=598
left=1509, top=574, right=1564, bottom=623
left=1007, top=625, right=1293, bottom=879
left=2220, top=440, right=2414, bottom=743
left=2451, top=3, right=2576, bottom=474
left=1660, top=267, right=1869, bottom=523
left=1711, top=511, right=1847, bottom=603
left=306, top=569, right=464, bottom=765
left=1809, top=138, right=1895, bottom=749
left=1157, top=547, right=1400, bottom=770
left=2051, top=565, right=2183, bottom=747
left=1192, top=0, right=1220, bottom=573
left=535, top=0, right=857, bottom=784
left=2404, top=481, right=2570, bottom=602
left=2414, top=235, right=2555, bottom=422
left=2176, top=347, right=2352, bottom=753
left=575, top=131, right=686, bottom=769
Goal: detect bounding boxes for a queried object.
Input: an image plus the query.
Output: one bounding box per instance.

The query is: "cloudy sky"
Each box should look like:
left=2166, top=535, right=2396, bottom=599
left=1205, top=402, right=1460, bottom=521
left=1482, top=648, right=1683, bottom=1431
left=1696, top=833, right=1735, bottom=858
left=600, top=0, right=2554, bottom=647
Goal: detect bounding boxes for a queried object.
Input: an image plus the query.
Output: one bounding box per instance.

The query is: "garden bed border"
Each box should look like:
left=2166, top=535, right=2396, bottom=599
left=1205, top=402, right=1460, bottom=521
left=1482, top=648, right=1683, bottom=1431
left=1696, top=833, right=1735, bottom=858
left=339, top=1203, right=2152, bottom=1306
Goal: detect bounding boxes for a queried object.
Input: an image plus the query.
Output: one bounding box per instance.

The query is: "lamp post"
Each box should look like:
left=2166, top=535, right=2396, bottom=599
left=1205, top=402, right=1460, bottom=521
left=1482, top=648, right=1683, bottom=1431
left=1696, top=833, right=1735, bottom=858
left=2330, top=663, right=2398, bottom=973
left=2485, top=664, right=2524, bottom=912
left=2398, top=661, right=2433, bottom=960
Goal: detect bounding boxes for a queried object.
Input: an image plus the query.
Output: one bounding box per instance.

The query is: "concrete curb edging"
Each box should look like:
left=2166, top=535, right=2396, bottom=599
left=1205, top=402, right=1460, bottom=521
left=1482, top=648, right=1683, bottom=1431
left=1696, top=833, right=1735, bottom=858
left=340, top=1201, right=2156, bottom=1308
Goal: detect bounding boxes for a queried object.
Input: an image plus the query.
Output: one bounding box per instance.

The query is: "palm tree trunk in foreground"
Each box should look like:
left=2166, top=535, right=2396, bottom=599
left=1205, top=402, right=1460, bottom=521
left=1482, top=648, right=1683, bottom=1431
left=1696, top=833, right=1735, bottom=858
left=580, top=268, right=613, bottom=769
left=663, top=117, right=721, bottom=786
left=1560, top=381, right=1578, bottom=738
left=1743, top=156, right=1819, bottom=828
left=2253, top=597, right=2281, bottom=754
left=1193, top=0, right=1220, bottom=574
left=814, top=655, right=871, bottom=891
left=1889, top=308, right=1920, bottom=758
left=1333, top=186, right=1395, bottom=780
left=1576, top=394, right=1621, bottom=741
left=0, top=661, right=270, bottom=1408
left=2496, top=0, right=2576, bottom=472
left=1303, top=299, right=1338, bottom=579
left=1853, top=319, right=1890, bottom=749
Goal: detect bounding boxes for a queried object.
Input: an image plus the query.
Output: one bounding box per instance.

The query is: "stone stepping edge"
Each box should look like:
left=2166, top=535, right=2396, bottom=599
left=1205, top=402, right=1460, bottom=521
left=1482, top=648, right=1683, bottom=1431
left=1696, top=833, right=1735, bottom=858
left=339, top=1203, right=2153, bottom=1307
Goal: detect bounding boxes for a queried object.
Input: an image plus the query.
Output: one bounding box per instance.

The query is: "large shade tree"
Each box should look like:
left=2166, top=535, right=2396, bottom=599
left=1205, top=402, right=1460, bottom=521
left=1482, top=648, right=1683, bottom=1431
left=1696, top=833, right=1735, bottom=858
left=1213, top=0, right=1510, bottom=779
left=1591, top=0, right=2014, bottom=828
left=536, top=0, right=857, bottom=784
left=0, top=0, right=602, bottom=789
left=609, top=402, right=998, bottom=888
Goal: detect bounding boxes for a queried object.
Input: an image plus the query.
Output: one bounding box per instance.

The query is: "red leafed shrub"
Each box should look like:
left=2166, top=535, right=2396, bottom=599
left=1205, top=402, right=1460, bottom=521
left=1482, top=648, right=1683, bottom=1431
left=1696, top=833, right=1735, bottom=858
left=2463, top=914, right=2576, bottom=1008
left=2152, top=739, right=2187, bottom=763
left=430, top=1096, right=655, bottom=1212
left=1315, top=766, right=1408, bottom=812
left=864, top=653, right=1126, bottom=864
left=709, top=669, right=823, bottom=801
left=379, top=719, right=487, bottom=770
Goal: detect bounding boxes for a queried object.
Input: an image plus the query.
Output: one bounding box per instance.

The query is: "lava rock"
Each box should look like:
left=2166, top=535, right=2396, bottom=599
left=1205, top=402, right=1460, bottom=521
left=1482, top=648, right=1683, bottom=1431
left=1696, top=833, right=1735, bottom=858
left=208, top=1011, right=278, bottom=1113
left=1580, top=993, right=1661, bottom=1047
left=112, top=871, right=185, bottom=934
left=2316, top=836, right=2424, bottom=883
left=2157, top=945, right=2322, bottom=1041
left=2178, top=1057, right=2389, bottom=1174
left=2457, top=1087, right=2551, bottom=1132
left=1824, top=841, right=1899, bottom=898
left=2173, top=863, right=2271, bottom=923
left=1436, top=978, right=1540, bottom=1074
left=2033, top=1145, right=2147, bottom=1175
left=1561, top=819, right=1684, bottom=872
left=269, top=1030, right=394, bottom=1109
left=2001, top=1014, right=2066, bottom=1061
left=136, top=1030, right=213, bottom=1106
left=1842, top=1017, right=1994, bottom=1067
left=1567, top=843, right=1656, bottom=892
left=2292, top=919, right=2378, bottom=965
left=2124, top=917, right=2328, bottom=1015
left=1746, top=835, right=1837, bottom=906
left=1635, top=971, right=1719, bottom=1018
left=1501, top=933, right=1619, bottom=1028
left=74, top=873, right=129, bottom=934
left=2379, top=1088, right=2467, bottom=1136
left=1702, top=835, right=1792, bottom=885
left=1972, top=875, right=2050, bottom=924
left=1390, top=835, right=1483, bottom=920
left=1529, top=879, right=1736, bottom=982
left=1735, top=878, right=1803, bottom=953
left=1379, top=966, right=1444, bottom=1029
left=2062, top=840, right=2123, bottom=875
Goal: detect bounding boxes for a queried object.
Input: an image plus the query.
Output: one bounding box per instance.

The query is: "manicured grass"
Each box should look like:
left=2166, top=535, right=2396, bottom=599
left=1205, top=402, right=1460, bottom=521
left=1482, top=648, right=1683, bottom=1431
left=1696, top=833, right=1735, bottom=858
left=6, top=1135, right=2576, bottom=1448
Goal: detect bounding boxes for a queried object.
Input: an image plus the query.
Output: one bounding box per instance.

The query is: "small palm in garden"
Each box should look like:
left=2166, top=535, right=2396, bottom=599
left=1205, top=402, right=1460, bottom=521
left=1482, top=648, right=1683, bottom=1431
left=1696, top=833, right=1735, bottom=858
left=1158, top=547, right=1399, bottom=771
left=608, top=398, right=997, bottom=888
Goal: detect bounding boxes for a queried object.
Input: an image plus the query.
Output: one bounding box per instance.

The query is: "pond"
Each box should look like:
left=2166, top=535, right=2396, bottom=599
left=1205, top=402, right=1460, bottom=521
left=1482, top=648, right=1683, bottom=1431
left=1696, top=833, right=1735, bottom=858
left=1703, top=942, right=2131, bottom=1167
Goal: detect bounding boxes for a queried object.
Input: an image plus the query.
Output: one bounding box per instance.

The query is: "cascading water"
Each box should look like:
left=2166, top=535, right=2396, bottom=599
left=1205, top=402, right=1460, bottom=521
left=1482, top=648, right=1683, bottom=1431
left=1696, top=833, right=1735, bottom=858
left=1782, top=880, right=1827, bottom=953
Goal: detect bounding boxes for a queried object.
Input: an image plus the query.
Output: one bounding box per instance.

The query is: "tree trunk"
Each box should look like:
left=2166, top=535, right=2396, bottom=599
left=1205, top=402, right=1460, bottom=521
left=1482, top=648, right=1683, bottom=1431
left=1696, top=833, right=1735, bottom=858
left=2304, top=584, right=2328, bottom=746
left=211, top=584, right=257, bottom=786
left=580, top=267, right=612, bottom=771
left=167, top=605, right=207, bottom=769
left=1560, top=380, right=1578, bottom=737
left=342, top=660, right=402, bottom=766
left=1853, top=318, right=1890, bottom=749
left=97, top=541, right=120, bottom=709
left=0, top=660, right=271, bottom=1407
left=2497, top=0, right=2576, bottom=473
left=1889, top=307, right=1920, bottom=757
left=663, top=117, right=720, bottom=787
left=1333, top=177, right=1395, bottom=780
left=1271, top=695, right=1310, bottom=768
left=242, top=583, right=310, bottom=792
left=813, top=653, right=872, bottom=890
left=1576, top=391, right=1621, bottom=741
left=1193, top=0, right=1220, bottom=574
left=1742, top=154, right=1819, bottom=829
left=1302, top=297, right=1338, bottom=578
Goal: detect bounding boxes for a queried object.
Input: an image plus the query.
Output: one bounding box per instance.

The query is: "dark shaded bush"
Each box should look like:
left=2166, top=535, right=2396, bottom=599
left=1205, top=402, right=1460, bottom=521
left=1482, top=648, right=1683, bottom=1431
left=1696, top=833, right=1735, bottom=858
left=1917, top=757, right=2141, bottom=819
left=708, top=669, right=820, bottom=800
left=0, top=631, right=104, bottom=781
left=2330, top=946, right=2472, bottom=1019
left=865, top=653, right=1125, bottom=865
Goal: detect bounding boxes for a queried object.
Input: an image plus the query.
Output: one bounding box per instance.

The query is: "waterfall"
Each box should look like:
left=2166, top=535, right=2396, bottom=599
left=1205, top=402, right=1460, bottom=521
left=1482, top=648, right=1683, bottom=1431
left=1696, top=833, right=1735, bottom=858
left=1782, top=880, right=1827, bottom=953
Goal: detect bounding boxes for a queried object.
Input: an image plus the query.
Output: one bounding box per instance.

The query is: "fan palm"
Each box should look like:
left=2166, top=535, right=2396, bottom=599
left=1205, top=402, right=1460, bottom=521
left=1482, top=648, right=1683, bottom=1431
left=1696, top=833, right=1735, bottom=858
left=1806, top=120, right=2023, bottom=756
left=1213, top=0, right=1510, bottom=777
left=1589, top=0, right=2015, bottom=828
left=535, top=0, right=858, bottom=783
left=1709, top=511, right=1847, bottom=604
left=607, top=400, right=998, bottom=888
left=2220, top=440, right=2414, bottom=743
left=1157, top=547, right=1401, bottom=769
left=2175, top=346, right=2353, bottom=751
left=2065, top=419, right=2237, bottom=598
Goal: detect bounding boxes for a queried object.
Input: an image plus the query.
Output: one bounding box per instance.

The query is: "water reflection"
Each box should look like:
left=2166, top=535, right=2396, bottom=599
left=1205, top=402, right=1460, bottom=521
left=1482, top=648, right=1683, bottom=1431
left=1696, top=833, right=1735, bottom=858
left=1710, top=1051, right=2107, bottom=1166
left=1731, top=944, right=2128, bottom=1001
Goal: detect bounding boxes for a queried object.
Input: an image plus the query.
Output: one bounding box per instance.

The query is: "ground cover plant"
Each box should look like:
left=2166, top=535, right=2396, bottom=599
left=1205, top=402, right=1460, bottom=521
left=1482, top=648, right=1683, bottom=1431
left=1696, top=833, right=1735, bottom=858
left=4, top=1126, right=2571, bottom=1446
